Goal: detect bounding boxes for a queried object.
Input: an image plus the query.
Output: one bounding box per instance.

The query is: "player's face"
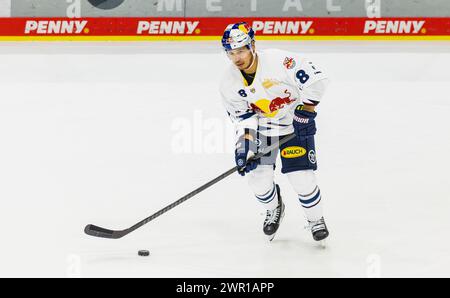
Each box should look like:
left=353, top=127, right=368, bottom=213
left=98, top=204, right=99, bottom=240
left=227, top=46, right=254, bottom=70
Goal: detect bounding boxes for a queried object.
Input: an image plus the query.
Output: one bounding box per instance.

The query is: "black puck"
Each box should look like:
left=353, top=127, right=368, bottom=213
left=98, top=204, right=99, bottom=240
left=138, top=250, right=150, bottom=257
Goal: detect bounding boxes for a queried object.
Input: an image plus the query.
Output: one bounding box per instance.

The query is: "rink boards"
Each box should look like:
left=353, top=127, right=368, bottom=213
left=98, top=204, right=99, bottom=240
left=0, top=17, right=449, bottom=41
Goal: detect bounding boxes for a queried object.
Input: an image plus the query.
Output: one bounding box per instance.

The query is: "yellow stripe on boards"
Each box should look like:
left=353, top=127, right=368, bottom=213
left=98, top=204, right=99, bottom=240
left=1, top=35, right=450, bottom=42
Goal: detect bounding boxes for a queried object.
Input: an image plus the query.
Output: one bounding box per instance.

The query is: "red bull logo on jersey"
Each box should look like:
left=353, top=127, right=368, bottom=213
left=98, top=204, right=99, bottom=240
left=364, top=20, right=426, bottom=34
left=250, top=90, right=296, bottom=118
left=281, top=146, right=306, bottom=159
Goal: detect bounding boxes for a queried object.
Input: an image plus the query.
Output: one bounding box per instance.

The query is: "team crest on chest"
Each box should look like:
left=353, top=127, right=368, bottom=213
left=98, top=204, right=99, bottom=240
left=283, top=57, right=296, bottom=69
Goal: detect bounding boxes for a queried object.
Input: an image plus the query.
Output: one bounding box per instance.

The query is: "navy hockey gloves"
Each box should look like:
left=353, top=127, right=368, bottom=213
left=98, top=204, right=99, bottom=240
left=235, top=135, right=258, bottom=176
left=293, top=105, right=317, bottom=141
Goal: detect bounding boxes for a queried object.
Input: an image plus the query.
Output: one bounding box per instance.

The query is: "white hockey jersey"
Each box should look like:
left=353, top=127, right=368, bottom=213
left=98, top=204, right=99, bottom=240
left=220, top=49, right=329, bottom=138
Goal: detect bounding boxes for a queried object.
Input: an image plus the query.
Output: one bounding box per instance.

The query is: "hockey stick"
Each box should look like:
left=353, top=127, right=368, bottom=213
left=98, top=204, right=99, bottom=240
left=84, top=133, right=296, bottom=239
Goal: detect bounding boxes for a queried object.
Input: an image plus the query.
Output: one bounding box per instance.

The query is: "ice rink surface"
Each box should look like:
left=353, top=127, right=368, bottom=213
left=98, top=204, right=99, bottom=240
left=0, top=40, right=449, bottom=277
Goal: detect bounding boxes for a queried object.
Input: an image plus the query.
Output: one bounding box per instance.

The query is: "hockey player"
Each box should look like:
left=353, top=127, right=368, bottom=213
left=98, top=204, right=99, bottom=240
left=220, top=22, right=330, bottom=242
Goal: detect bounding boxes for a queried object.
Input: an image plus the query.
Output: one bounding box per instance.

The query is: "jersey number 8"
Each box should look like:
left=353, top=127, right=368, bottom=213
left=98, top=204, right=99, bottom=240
left=238, top=89, right=248, bottom=97
left=296, top=70, right=310, bottom=84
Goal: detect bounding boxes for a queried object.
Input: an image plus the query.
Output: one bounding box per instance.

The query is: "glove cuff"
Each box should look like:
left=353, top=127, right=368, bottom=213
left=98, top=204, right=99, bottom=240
left=295, top=106, right=317, bottom=118
left=236, top=130, right=258, bottom=154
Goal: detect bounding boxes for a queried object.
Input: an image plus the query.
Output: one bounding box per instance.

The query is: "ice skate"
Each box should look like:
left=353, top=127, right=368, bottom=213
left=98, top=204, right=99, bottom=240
left=263, top=184, right=285, bottom=241
left=305, top=217, right=329, bottom=247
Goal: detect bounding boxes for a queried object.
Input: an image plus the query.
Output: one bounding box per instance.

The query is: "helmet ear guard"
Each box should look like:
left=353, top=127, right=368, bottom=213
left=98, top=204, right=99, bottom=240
left=248, top=40, right=256, bottom=54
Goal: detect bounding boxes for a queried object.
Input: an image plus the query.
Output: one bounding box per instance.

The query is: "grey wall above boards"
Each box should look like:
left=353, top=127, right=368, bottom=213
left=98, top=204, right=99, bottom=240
left=11, top=0, right=450, bottom=17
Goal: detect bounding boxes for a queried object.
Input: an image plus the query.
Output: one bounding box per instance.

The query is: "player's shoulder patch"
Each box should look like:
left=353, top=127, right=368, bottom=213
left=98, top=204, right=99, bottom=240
left=283, top=56, right=296, bottom=69
left=261, top=48, right=299, bottom=71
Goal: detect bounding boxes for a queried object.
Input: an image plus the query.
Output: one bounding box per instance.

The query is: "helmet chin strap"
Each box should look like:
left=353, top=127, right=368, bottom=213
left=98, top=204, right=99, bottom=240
left=243, top=47, right=257, bottom=72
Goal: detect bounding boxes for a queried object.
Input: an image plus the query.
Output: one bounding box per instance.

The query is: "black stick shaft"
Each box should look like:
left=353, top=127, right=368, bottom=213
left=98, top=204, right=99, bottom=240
left=126, top=133, right=295, bottom=233
left=126, top=166, right=238, bottom=234
left=86, top=133, right=296, bottom=238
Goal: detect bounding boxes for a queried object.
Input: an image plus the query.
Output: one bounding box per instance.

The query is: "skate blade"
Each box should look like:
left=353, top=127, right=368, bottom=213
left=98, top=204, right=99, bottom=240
left=319, top=240, right=327, bottom=249
left=267, top=234, right=276, bottom=242
left=266, top=210, right=285, bottom=242
left=266, top=207, right=286, bottom=242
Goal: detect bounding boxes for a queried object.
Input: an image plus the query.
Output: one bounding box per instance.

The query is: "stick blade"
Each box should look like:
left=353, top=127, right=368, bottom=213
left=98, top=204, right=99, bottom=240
left=84, top=224, right=126, bottom=239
